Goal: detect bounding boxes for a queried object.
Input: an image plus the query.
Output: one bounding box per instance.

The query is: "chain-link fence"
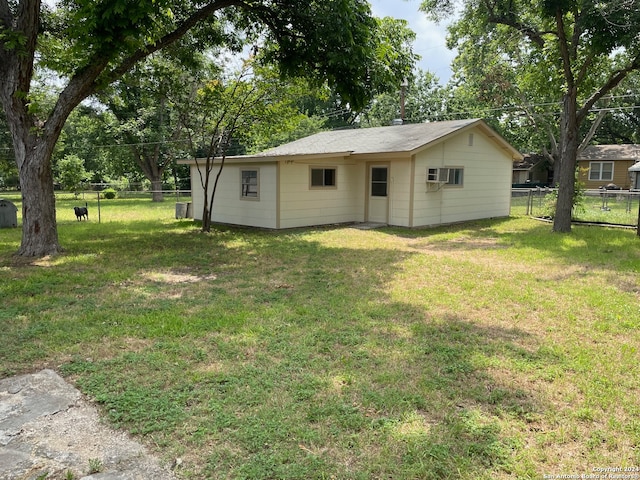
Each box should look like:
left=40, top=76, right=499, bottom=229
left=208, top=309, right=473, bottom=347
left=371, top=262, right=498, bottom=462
left=1, top=189, right=193, bottom=224
left=57, top=189, right=192, bottom=202
left=512, top=188, right=640, bottom=226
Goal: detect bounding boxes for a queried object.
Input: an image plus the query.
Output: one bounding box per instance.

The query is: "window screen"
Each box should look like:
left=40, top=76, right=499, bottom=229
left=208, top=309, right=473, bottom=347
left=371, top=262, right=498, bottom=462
left=311, top=168, right=336, bottom=187
left=241, top=170, right=258, bottom=197
left=371, top=167, right=388, bottom=197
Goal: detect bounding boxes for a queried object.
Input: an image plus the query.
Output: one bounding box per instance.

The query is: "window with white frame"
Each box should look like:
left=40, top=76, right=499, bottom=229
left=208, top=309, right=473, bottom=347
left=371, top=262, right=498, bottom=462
left=310, top=167, right=336, bottom=188
left=589, top=162, right=613, bottom=181
left=446, top=167, right=464, bottom=186
left=241, top=169, right=259, bottom=199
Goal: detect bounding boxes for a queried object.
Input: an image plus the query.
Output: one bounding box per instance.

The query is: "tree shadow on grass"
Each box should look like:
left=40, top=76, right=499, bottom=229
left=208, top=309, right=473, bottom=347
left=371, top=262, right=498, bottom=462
left=2, top=220, right=555, bottom=478
left=299, top=303, right=550, bottom=479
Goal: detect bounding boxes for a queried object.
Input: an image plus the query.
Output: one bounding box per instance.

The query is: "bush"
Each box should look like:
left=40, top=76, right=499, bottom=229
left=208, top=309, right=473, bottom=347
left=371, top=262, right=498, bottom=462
left=102, top=188, right=117, bottom=199
left=56, top=154, right=90, bottom=195
left=541, top=167, right=586, bottom=219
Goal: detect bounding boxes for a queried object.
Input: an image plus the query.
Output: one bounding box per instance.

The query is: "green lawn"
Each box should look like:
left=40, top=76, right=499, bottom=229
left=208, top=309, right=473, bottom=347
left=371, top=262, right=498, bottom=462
left=1, top=195, right=639, bottom=479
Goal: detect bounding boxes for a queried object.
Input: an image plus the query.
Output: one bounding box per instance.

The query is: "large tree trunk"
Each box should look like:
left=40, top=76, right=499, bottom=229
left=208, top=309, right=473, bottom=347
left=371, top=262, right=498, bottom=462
left=150, top=179, right=164, bottom=202
left=553, top=92, right=579, bottom=233
left=0, top=0, right=61, bottom=256
left=17, top=143, right=63, bottom=256
left=3, top=76, right=64, bottom=256
left=6, top=96, right=74, bottom=256
left=132, top=147, right=166, bottom=202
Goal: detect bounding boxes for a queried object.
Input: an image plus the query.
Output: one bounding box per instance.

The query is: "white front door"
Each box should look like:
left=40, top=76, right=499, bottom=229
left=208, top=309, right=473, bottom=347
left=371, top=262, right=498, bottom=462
left=368, top=165, right=389, bottom=223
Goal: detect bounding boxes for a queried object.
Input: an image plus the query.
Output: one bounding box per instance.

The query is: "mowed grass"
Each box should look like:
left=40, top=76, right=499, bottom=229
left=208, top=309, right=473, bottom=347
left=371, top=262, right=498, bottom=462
left=1, top=195, right=639, bottom=479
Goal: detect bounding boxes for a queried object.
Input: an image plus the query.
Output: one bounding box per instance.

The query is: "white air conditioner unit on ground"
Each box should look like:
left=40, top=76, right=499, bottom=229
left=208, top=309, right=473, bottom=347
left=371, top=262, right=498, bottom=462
left=426, top=167, right=450, bottom=183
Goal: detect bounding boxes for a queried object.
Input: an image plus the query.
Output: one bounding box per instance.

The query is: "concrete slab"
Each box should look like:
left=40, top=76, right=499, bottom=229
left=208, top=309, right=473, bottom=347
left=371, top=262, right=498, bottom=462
left=350, top=222, right=387, bottom=230
left=0, top=369, right=177, bottom=480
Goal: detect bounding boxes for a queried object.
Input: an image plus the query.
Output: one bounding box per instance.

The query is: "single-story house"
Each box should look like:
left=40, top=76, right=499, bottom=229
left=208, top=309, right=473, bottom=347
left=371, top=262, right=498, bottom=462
left=512, top=153, right=552, bottom=187
left=180, top=118, right=522, bottom=229
left=577, top=144, right=640, bottom=190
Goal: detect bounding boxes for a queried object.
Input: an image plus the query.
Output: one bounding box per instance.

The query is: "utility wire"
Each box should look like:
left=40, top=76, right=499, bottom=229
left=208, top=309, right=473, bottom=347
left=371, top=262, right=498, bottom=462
left=1, top=98, right=639, bottom=152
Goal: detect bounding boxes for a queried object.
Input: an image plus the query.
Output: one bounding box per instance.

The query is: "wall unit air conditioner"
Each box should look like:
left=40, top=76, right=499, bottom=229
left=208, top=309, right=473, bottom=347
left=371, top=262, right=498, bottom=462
left=426, top=167, right=450, bottom=183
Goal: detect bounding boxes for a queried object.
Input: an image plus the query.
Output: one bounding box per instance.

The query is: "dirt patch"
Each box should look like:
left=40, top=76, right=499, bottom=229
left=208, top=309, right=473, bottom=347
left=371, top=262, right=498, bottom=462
left=142, top=271, right=218, bottom=284
left=410, top=236, right=507, bottom=252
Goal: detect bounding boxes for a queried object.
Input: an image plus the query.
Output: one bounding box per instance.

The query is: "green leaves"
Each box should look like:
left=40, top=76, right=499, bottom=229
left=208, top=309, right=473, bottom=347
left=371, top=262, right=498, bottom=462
left=581, top=0, right=640, bottom=53
left=251, top=0, right=390, bottom=111
left=0, top=27, right=27, bottom=53
left=41, top=0, right=176, bottom=72
left=540, top=0, right=575, bottom=16
left=56, top=154, right=89, bottom=192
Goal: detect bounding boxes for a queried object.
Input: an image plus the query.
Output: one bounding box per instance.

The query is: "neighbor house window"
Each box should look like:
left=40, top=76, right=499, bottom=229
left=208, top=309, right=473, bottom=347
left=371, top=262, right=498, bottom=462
left=310, top=167, right=336, bottom=188
left=446, top=167, right=464, bottom=186
left=241, top=169, right=259, bottom=199
left=589, top=162, right=613, bottom=181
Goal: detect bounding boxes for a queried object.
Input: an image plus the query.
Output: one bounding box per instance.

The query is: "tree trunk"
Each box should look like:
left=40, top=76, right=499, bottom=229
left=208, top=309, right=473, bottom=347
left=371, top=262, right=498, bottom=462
left=199, top=158, right=212, bottom=233
left=17, top=142, right=63, bottom=257
left=132, top=147, right=166, bottom=202
left=553, top=92, right=579, bottom=233
left=151, top=179, right=164, bottom=202
left=3, top=77, right=65, bottom=256
left=637, top=199, right=640, bottom=237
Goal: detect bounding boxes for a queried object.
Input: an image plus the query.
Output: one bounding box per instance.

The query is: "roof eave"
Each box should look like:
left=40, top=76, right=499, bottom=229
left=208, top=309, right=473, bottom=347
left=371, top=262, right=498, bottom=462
left=178, top=151, right=353, bottom=165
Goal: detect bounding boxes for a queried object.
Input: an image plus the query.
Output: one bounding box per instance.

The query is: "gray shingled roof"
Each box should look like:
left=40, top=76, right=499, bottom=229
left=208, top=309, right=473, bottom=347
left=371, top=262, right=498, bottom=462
left=579, top=144, right=640, bottom=161
left=254, top=118, right=483, bottom=157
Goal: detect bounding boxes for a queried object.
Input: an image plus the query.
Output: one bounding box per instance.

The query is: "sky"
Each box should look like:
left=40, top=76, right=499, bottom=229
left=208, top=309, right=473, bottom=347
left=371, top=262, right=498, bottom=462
left=369, top=0, right=457, bottom=84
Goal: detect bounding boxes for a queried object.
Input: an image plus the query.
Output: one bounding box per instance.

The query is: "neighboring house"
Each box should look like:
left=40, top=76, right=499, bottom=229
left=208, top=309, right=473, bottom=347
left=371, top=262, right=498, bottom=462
left=512, top=153, right=552, bottom=187
left=577, top=144, right=640, bottom=189
left=180, top=118, right=522, bottom=229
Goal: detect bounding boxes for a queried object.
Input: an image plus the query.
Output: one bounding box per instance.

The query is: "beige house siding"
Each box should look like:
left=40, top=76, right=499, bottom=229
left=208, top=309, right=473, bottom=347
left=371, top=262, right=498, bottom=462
left=412, top=127, right=512, bottom=226
left=388, top=158, right=413, bottom=227
left=189, top=165, right=206, bottom=221
left=577, top=160, right=634, bottom=189
left=278, top=159, right=365, bottom=229
left=189, top=163, right=278, bottom=228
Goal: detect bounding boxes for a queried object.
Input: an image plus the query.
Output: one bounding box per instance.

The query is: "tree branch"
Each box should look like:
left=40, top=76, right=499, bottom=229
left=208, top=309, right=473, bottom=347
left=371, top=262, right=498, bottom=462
left=0, top=0, right=40, bottom=114
left=578, top=107, right=608, bottom=153
left=482, top=0, right=550, bottom=48
left=104, top=0, right=241, bottom=85
left=555, top=10, right=575, bottom=91
left=13, top=0, right=39, bottom=91
left=575, top=54, right=594, bottom=87
left=45, top=0, right=242, bottom=157
left=577, top=53, right=640, bottom=124
left=570, top=7, right=582, bottom=60
left=0, top=0, right=12, bottom=68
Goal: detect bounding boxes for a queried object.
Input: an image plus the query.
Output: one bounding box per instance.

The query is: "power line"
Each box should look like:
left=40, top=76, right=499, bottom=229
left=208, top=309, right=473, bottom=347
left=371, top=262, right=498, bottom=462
left=2, top=96, right=640, bottom=153
left=89, top=138, right=191, bottom=149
